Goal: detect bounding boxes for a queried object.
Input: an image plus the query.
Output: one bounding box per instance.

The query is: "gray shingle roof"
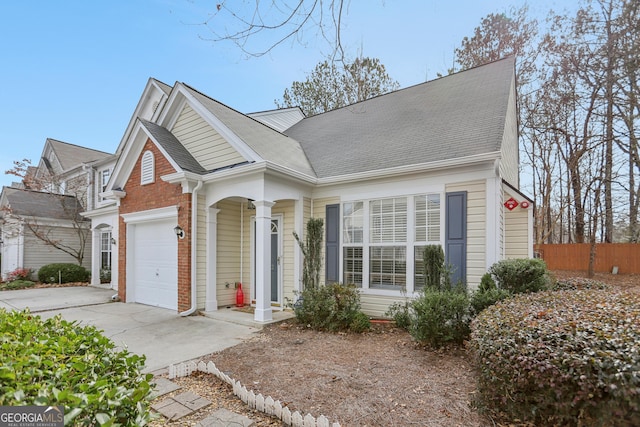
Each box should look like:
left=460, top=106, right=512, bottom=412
left=283, top=57, right=515, bottom=178
left=47, top=139, right=112, bottom=171
left=2, top=187, right=87, bottom=221
left=139, top=119, right=208, bottom=174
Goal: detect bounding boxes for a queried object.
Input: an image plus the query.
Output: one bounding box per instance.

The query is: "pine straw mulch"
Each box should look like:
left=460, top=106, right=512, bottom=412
left=149, top=271, right=639, bottom=427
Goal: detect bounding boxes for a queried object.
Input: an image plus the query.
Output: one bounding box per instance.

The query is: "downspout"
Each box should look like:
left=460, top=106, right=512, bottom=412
left=180, top=179, right=203, bottom=316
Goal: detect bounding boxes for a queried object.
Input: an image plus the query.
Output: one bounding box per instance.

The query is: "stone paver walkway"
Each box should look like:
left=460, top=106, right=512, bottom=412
left=150, top=377, right=254, bottom=425
left=196, top=408, right=254, bottom=427
left=152, top=391, right=211, bottom=420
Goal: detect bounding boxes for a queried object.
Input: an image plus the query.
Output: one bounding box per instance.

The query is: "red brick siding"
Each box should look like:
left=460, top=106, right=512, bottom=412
left=118, top=139, right=193, bottom=312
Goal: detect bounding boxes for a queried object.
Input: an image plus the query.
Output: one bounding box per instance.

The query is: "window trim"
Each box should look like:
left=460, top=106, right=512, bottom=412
left=341, top=193, right=444, bottom=296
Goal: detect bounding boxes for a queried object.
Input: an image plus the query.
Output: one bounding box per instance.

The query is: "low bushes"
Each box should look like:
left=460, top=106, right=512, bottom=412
left=5, top=267, right=33, bottom=282
left=0, top=309, right=154, bottom=425
left=38, top=263, right=90, bottom=284
left=293, top=283, right=370, bottom=332
left=470, top=290, right=640, bottom=426
left=408, top=287, right=470, bottom=347
left=0, top=280, right=35, bottom=291
left=1, top=268, right=35, bottom=290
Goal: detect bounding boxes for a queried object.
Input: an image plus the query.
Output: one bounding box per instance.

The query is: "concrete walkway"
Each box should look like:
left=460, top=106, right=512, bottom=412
left=0, top=286, right=262, bottom=372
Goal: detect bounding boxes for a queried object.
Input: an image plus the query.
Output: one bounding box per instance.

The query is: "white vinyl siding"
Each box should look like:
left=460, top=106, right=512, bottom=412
left=505, top=198, right=530, bottom=259
left=23, top=225, right=91, bottom=273
left=171, top=104, right=246, bottom=171
left=273, top=201, right=295, bottom=306
left=141, top=151, right=154, bottom=184
left=217, top=199, right=243, bottom=307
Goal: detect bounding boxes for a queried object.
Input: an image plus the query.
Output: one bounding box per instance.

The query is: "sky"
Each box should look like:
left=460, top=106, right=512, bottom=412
left=0, top=0, right=578, bottom=189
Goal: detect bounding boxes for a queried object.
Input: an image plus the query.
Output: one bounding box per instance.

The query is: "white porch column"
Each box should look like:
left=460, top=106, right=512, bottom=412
left=90, top=229, right=101, bottom=286
left=205, top=207, right=221, bottom=311
left=254, top=200, right=275, bottom=322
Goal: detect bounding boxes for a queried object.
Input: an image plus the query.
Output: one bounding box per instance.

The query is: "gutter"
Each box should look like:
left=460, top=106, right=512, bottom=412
left=180, top=179, right=204, bottom=316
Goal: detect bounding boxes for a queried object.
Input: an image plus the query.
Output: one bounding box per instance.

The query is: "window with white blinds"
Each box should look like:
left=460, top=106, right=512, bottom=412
left=342, top=193, right=443, bottom=293
left=140, top=151, right=154, bottom=185
left=370, top=198, right=407, bottom=243
left=343, top=201, right=363, bottom=243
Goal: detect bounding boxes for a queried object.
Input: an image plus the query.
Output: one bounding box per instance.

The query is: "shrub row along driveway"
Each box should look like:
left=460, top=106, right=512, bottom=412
left=0, top=286, right=258, bottom=372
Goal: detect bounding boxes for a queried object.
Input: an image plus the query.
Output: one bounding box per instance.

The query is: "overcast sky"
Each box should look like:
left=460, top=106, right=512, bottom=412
left=0, top=0, right=578, bottom=189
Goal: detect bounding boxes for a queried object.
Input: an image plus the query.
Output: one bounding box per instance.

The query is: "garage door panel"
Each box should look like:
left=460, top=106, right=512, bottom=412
left=130, top=218, right=177, bottom=310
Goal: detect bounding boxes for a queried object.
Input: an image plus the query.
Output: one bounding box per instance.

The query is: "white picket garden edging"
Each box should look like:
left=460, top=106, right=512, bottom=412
left=169, top=361, right=340, bottom=427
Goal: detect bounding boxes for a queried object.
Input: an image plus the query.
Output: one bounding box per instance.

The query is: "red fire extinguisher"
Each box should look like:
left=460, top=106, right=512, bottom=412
left=235, top=282, right=244, bottom=307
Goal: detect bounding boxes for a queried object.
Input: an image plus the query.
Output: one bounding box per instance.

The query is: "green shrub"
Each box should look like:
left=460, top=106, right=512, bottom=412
left=0, top=280, right=35, bottom=291
left=0, top=309, right=153, bottom=425
left=385, top=301, right=411, bottom=330
left=469, top=287, right=511, bottom=316
left=489, top=258, right=550, bottom=294
left=408, top=287, right=471, bottom=348
left=293, top=283, right=369, bottom=332
left=349, top=311, right=372, bottom=333
left=478, top=272, right=496, bottom=291
left=38, top=263, right=90, bottom=284
left=552, top=276, right=611, bottom=291
left=423, top=245, right=445, bottom=290
left=470, top=290, right=640, bottom=426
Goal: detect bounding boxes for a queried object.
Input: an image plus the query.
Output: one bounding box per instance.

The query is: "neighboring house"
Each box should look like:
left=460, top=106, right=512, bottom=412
left=0, top=188, right=91, bottom=279
left=0, top=139, right=110, bottom=280
left=93, top=56, right=533, bottom=322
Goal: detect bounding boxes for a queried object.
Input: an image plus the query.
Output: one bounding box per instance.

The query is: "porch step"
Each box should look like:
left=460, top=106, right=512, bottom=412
left=200, top=307, right=295, bottom=329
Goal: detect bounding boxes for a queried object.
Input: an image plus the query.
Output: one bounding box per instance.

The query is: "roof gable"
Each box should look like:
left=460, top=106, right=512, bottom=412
left=44, top=139, right=111, bottom=172
left=284, top=57, right=516, bottom=179
left=248, top=107, right=305, bottom=132
left=178, top=85, right=316, bottom=177
left=170, top=104, right=246, bottom=171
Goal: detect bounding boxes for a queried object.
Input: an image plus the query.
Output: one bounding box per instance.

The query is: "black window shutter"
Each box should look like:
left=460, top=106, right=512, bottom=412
left=445, top=192, right=467, bottom=286
left=325, top=204, right=340, bottom=283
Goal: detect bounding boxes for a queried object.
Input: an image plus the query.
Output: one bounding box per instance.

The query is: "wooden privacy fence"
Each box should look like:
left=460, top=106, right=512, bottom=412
left=535, top=243, right=640, bottom=274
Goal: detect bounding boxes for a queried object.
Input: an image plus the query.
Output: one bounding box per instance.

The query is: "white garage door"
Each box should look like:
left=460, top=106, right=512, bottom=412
left=131, top=218, right=177, bottom=310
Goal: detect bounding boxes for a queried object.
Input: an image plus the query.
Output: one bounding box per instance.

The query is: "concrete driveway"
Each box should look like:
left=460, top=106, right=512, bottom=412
left=0, top=286, right=260, bottom=372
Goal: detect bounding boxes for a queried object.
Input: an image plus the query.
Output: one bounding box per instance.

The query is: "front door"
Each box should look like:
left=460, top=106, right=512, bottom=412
left=253, top=215, right=282, bottom=305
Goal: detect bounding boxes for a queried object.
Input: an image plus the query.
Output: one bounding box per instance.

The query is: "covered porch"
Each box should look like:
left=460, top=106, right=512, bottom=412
left=201, top=187, right=310, bottom=322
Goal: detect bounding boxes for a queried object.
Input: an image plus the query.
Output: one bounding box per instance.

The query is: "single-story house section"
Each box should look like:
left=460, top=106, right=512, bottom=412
left=99, top=56, right=533, bottom=321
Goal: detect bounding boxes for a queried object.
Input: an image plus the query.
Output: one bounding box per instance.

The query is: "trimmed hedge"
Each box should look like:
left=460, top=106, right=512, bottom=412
left=489, top=258, right=550, bottom=293
left=0, top=309, right=153, bottom=425
left=470, top=290, right=640, bottom=426
left=38, top=263, right=90, bottom=284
